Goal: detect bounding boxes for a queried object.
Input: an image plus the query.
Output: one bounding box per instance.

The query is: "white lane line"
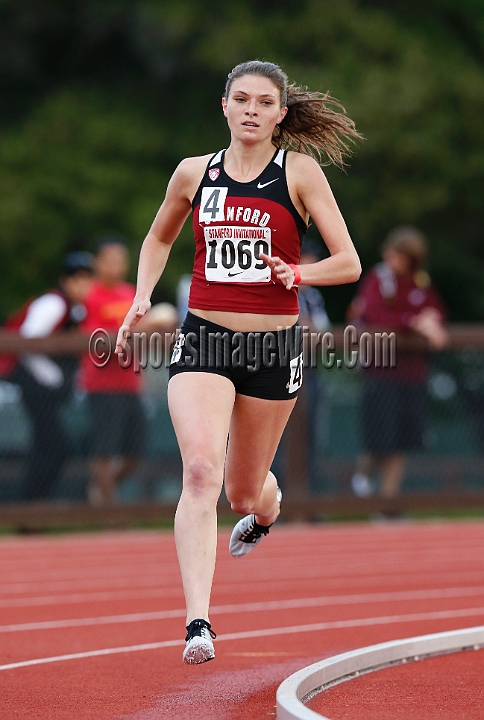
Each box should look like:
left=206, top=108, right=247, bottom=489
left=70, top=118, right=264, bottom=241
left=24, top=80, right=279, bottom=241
left=0, top=552, right=168, bottom=568
left=0, top=610, right=186, bottom=632
left=2, top=532, right=483, bottom=559
left=0, top=556, right=159, bottom=564
left=0, top=575, right=174, bottom=595
left=0, top=587, right=183, bottom=609
left=2, top=585, right=484, bottom=634
left=0, top=563, right=177, bottom=585
left=2, top=546, right=484, bottom=588
left=0, top=639, right=184, bottom=671
left=1, top=544, right=480, bottom=574
left=2, top=556, right=484, bottom=598
left=2, top=606, right=484, bottom=672
left=3, top=569, right=484, bottom=609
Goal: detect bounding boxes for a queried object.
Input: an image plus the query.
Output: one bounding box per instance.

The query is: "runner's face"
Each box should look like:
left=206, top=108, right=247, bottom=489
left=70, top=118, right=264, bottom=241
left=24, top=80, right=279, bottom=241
left=222, top=75, right=287, bottom=143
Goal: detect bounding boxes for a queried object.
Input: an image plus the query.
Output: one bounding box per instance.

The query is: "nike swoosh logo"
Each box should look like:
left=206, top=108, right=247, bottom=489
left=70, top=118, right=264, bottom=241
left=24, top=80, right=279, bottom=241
left=227, top=271, right=244, bottom=277
left=257, top=178, right=279, bottom=189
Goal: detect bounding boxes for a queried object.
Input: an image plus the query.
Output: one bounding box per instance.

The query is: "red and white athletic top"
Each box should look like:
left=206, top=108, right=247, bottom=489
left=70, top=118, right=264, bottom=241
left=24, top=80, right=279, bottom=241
left=189, top=148, right=307, bottom=315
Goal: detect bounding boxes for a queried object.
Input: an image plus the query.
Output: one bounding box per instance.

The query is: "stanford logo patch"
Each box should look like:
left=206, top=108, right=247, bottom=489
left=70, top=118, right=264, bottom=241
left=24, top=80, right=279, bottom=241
left=208, top=168, right=220, bottom=181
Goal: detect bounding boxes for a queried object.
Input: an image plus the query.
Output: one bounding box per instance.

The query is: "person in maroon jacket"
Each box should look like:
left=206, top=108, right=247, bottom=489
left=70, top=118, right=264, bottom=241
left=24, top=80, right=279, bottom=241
left=348, top=226, right=448, bottom=499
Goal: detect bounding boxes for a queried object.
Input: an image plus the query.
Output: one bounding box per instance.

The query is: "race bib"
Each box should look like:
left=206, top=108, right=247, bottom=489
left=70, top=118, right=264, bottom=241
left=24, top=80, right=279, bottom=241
left=204, top=226, right=271, bottom=283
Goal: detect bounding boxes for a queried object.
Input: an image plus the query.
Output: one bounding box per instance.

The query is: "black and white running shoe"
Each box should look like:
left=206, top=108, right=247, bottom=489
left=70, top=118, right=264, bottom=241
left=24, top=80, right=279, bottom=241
left=229, top=488, right=282, bottom=558
left=182, top=619, right=216, bottom=665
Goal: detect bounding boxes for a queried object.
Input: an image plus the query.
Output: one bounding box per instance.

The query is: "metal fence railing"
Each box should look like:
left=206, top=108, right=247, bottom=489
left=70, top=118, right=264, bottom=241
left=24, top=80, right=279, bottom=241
left=0, top=325, right=483, bottom=526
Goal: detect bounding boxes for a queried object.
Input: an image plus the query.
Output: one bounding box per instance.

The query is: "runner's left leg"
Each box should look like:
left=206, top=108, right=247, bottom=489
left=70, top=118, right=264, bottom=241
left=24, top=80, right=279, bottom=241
left=224, top=394, right=297, bottom=526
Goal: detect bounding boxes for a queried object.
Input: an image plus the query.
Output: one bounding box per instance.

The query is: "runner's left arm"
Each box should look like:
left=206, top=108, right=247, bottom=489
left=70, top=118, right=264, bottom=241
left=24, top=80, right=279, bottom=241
left=262, top=153, right=361, bottom=290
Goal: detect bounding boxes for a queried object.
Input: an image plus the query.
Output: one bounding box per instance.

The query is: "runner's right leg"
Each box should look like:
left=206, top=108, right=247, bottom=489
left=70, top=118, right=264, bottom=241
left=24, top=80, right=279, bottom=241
left=168, top=372, right=235, bottom=629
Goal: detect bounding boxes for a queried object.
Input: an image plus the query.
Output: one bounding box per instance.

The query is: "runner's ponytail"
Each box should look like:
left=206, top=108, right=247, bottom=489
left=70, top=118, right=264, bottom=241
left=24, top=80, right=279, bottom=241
left=224, top=61, right=363, bottom=169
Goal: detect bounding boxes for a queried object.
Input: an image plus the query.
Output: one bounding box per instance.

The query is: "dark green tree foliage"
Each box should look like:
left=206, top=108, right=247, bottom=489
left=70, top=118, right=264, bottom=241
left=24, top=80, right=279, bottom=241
left=0, top=0, right=483, bottom=320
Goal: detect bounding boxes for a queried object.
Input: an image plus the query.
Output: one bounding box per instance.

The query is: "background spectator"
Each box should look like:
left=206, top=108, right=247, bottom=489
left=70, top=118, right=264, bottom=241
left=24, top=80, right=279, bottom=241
left=274, top=237, right=331, bottom=498
left=298, top=238, right=331, bottom=336
left=348, top=226, right=449, bottom=499
left=0, top=252, right=93, bottom=500
left=80, top=237, right=146, bottom=505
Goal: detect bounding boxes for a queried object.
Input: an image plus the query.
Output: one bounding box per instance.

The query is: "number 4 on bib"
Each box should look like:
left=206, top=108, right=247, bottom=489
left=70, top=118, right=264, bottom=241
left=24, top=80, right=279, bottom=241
left=199, top=187, right=228, bottom=223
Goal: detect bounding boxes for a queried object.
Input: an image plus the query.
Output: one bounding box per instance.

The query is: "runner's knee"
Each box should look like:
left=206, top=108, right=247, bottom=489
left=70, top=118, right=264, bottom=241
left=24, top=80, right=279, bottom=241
left=183, top=456, right=222, bottom=497
left=226, top=488, right=261, bottom=516
left=229, top=499, right=257, bottom=515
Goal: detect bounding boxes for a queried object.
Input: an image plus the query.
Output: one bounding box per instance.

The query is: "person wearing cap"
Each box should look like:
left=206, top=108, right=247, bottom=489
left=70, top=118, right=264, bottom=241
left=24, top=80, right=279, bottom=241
left=347, top=226, right=448, bottom=500
left=0, top=251, right=94, bottom=500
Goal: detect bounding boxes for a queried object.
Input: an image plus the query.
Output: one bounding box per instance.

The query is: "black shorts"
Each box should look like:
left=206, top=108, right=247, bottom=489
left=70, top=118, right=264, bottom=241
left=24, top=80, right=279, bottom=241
left=86, top=392, right=146, bottom=457
left=168, top=312, right=303, bottom=400
left=361, top=377, right=426, bottom=454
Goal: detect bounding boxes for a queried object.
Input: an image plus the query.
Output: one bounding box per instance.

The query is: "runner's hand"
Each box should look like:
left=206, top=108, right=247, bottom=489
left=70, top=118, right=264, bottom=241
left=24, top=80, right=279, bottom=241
left=115, top=299, right=151, bottom=354
left=259, top=253, right=297, bottom=290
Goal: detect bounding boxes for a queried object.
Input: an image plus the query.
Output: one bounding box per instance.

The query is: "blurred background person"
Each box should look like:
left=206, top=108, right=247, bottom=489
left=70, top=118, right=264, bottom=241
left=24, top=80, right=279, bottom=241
left=0, top=252, right=93, bottom=500
left=348, top=226, right=449, bottom=499
left=298, top=237, right=331, bottom=333
left=80, top=236, right=146, bottom=505
left=274, top=236, right=331, bottom=499
left=176, top=274, right=192, bottom=325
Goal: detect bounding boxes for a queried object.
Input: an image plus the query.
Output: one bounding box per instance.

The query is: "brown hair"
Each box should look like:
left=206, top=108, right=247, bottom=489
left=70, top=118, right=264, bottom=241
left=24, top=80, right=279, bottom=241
left=224, top=60, right=363, bottom=168
left=382, top=226, right=428, bottom=273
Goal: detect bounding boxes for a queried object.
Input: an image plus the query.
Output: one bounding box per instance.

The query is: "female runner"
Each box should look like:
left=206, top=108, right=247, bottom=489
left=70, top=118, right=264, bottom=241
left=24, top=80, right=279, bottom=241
left=116, top=60, right=362, bottom=664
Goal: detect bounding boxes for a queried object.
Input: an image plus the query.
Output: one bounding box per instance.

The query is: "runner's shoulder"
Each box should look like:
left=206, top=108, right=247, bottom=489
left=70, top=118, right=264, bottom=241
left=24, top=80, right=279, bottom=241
left=170, top=154, right=214, bottom=197
left=286, top=150, right=323, bottom=175
left=175, top=154, right=214, bottom=179
left=286, top=150, right=329, bottom=196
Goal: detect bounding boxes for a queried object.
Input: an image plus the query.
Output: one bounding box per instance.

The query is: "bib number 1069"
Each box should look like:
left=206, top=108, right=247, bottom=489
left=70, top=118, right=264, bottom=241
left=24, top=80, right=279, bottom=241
left=206, top=237, right=268, bottom=270
left=203, top=227, right=272, bottom=283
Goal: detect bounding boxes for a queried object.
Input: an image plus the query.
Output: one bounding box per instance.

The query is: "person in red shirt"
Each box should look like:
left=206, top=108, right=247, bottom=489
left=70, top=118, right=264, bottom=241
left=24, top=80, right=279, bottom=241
left=80, top=237, right=146, bottom=505
left=348, top=226, right=448, bottom=499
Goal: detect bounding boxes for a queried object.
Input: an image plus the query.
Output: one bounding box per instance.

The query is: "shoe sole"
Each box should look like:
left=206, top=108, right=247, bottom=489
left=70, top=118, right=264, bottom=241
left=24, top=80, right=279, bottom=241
left=183, top=638, right=215, bottom=665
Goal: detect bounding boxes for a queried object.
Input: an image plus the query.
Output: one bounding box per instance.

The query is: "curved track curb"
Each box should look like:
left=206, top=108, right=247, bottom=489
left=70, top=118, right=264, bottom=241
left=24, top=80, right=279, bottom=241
left=276, top=624, right=484, bottom=720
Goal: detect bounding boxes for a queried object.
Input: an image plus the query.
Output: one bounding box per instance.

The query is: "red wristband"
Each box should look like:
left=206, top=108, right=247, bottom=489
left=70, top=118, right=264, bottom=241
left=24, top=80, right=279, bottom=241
left=288, top=263, right=301, bottom=285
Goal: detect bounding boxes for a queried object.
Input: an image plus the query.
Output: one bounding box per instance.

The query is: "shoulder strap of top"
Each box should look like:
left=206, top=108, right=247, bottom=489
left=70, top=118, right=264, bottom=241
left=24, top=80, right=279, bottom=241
left=209, top=149, right=225, bottom=167
left=273, top=148, right=284, bottom=168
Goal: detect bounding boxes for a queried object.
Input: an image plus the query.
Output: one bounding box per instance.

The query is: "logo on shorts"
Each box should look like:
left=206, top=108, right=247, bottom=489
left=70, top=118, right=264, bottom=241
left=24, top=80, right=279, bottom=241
left=170, top=333, right=186, bottom=365
left=287, top=353, right=303, bottom=393
left=208, top=168, right=220, bottom=181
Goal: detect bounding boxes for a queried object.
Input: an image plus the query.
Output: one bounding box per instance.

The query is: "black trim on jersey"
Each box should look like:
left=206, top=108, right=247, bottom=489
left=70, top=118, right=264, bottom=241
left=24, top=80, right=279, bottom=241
left=192, top=148, right=307, bottom=236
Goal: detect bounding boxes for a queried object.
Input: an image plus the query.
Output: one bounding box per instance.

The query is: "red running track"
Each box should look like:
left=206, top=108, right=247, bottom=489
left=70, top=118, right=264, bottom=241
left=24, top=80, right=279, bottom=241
left=1, top=520, right=484, bottom=719
left=309, top=647, right=484, bottom=719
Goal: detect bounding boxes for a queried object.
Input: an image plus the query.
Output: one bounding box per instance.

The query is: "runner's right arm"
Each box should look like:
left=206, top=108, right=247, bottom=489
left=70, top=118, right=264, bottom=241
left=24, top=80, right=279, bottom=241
left=115, top=156, right=208, bottom=353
